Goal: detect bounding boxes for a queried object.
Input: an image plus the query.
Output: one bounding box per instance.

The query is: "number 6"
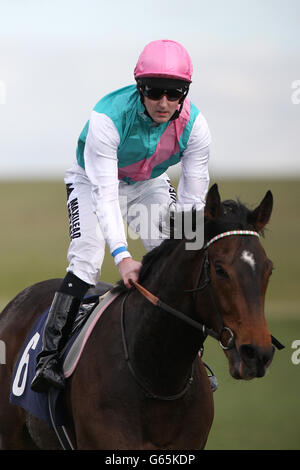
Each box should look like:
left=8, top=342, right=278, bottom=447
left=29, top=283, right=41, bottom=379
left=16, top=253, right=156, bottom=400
left=12, top=332, right=40, bottom=396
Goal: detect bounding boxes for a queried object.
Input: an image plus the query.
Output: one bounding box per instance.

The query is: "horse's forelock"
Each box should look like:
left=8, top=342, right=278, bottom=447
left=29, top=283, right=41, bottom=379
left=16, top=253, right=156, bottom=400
left=222, top=199, right=251, bottom=220
left=221, top=199, right=266, bottom=235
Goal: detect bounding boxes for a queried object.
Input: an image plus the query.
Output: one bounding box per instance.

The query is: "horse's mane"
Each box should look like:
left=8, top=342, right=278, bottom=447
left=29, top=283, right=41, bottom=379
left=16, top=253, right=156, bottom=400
left=139, top=237, right=180, bottom=284
left=115, top=198, right=261, bottom=289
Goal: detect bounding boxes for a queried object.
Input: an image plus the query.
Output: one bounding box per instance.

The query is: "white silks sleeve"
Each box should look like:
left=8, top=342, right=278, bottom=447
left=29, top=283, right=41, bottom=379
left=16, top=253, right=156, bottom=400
left=176, top=112, right=211, bottom=211
left=84, top=111, right=131, bottom=265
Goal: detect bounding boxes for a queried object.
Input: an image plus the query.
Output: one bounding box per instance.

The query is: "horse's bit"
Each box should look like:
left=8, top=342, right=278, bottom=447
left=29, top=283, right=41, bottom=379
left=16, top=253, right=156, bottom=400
left=121, top=230, right=284, bottom=401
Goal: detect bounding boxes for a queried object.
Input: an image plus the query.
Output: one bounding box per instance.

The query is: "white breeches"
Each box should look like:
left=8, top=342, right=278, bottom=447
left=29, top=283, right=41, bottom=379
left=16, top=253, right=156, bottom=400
left=64, top=171, right=177, bottom=286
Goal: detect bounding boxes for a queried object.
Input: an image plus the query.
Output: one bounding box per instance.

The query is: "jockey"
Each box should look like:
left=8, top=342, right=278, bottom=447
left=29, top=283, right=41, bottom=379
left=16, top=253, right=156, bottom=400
left=31, top=39, right=211, bottom=393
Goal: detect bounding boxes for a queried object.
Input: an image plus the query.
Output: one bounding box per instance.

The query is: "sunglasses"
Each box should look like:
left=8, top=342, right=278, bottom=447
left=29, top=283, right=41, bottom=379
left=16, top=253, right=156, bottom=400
left=142, top=85, right=185, bottom=102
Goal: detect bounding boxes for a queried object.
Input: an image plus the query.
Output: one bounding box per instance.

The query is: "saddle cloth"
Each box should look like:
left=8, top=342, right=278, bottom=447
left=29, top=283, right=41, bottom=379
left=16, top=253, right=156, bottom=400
left=10, top=288, right=121, bottom=426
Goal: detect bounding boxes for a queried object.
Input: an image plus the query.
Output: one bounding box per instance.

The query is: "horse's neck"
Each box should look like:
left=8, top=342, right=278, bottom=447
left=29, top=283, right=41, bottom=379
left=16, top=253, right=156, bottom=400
left=127, top=262, right=202, bottom=396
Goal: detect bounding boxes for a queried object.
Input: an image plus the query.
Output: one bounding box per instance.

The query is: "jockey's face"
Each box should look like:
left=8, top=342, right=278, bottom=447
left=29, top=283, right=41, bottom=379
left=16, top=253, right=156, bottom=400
left=143, top=95, right=179, bottom=123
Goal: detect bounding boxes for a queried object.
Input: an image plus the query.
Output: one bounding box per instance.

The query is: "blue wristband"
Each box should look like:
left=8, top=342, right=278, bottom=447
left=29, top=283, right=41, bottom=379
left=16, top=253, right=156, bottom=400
left=111, top=246, right=128, bottom=258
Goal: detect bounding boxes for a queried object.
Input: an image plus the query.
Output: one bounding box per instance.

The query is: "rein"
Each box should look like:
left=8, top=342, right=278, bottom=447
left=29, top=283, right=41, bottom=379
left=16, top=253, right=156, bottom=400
left=130, top=251, right=234, bottom=351
left=130, top=276, right=221, bottom=343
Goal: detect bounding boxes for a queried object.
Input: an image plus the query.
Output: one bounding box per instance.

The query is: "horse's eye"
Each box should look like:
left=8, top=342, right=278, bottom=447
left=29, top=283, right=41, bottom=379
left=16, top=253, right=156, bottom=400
left=214, top=263, right=229, bottom=279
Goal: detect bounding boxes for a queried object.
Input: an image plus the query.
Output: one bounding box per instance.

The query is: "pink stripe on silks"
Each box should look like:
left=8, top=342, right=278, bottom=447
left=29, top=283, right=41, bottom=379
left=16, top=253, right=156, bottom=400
left=118, top=99, right=191, bottom=181
left=63, top=292, right=121, bottom=378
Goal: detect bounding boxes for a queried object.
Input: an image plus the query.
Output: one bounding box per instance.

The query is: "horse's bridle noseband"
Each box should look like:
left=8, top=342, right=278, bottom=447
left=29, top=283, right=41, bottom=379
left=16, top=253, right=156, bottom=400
left=122, top=230, right=285, bottom=401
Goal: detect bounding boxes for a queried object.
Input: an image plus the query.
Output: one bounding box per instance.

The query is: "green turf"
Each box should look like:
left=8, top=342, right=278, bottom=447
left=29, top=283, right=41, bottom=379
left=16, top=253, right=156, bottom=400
left=204, top=317, right=300, bottom=449
left=0, top=178, right=299, bottom=449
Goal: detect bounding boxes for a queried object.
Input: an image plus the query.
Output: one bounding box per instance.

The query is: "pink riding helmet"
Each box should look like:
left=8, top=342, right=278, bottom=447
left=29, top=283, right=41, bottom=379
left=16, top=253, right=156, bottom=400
left=134, top=39, right=193, bottom=83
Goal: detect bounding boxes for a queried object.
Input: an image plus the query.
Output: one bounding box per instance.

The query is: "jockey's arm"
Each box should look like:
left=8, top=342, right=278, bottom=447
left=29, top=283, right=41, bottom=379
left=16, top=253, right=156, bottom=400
left=177, top=112, right=211, bottom=211
left=84, top=111, right=141, bottom=287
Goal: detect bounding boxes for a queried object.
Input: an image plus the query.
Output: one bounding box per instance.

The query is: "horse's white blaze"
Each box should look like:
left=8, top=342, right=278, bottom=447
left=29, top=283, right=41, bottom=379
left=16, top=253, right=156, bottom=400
left=240, top=250, right=256, bottom=271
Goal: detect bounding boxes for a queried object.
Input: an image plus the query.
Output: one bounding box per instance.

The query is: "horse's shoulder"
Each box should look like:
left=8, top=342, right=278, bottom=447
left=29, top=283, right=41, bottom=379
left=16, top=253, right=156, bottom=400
left=0, top=278, right=62, bottom=328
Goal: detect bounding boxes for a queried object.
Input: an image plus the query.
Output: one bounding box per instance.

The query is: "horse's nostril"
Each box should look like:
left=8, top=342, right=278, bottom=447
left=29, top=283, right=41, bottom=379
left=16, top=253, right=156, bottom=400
left=240, top=344, right=257, bottom=362
left=240, top=344, right=274, bottom=367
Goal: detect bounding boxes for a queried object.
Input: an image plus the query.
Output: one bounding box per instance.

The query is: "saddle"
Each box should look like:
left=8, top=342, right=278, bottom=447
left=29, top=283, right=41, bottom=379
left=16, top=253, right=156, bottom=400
left=68, top=281, right=114, bottom=336
left=62, top=284, right=122, bottom=378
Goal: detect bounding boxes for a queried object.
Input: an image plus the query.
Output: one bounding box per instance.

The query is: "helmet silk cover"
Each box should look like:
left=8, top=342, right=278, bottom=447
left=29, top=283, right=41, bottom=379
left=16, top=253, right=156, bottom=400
left=134, top=39, right=193, bottom=83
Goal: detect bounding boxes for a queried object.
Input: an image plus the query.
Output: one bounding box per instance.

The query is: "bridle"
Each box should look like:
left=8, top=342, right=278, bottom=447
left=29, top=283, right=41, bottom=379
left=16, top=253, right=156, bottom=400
left=121, top=230, right=284, bottom=401
left=184, top=230, right=261, bottom=349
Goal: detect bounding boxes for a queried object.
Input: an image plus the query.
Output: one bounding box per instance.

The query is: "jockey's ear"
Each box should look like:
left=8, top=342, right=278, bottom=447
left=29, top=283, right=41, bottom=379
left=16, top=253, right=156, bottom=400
left=248, top=190, right=273, bottom=232
left=204, top=184, right=223, bottom=220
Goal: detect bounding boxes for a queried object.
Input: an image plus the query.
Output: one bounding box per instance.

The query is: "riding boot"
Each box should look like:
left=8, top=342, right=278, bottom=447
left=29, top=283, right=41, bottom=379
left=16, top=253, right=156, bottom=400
left=31, top=291, right=80, bottom=393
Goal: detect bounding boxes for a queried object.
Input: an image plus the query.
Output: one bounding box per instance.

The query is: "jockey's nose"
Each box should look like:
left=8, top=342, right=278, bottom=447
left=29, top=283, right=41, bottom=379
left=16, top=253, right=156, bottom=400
left=158, top=95, right=169, bottom=106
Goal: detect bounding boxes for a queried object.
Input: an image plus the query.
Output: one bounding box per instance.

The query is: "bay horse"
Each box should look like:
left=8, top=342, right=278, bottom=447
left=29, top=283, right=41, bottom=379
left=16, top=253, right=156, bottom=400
left=0, top=184, right=280, bottom=450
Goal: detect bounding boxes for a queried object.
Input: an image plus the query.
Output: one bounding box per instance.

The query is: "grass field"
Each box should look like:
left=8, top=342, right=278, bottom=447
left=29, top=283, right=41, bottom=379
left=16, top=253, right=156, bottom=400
left=0, top=178, right=299, bottom=449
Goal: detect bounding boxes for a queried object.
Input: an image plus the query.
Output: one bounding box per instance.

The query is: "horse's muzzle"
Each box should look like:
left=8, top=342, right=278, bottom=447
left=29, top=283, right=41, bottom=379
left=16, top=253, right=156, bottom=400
left=229, top=344, right=275, bottom=379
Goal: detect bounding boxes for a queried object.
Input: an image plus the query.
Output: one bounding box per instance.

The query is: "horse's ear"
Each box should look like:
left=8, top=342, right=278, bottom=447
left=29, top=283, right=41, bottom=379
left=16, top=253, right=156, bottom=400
left=248, top=190, right=273, bottom=231
left=204, top=184, right=223, bottom=220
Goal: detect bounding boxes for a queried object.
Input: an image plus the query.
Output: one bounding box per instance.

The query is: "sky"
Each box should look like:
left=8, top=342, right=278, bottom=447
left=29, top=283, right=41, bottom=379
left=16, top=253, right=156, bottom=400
left=0, top=0, right=299, bottom=179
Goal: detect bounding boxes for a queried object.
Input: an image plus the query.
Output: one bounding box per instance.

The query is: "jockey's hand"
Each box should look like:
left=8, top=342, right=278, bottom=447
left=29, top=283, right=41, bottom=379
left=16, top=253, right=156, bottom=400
left=117, top=257, right=142, bottom=289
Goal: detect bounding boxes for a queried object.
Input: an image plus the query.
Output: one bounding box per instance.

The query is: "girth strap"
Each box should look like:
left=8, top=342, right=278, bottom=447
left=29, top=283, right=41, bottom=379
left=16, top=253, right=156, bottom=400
left=48, top=388, right=75, bottom=450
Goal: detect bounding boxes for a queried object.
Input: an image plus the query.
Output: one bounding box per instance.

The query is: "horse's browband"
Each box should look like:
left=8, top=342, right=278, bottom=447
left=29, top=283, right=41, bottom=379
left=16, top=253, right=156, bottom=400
left=204, top=230, right=260, bottom=249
